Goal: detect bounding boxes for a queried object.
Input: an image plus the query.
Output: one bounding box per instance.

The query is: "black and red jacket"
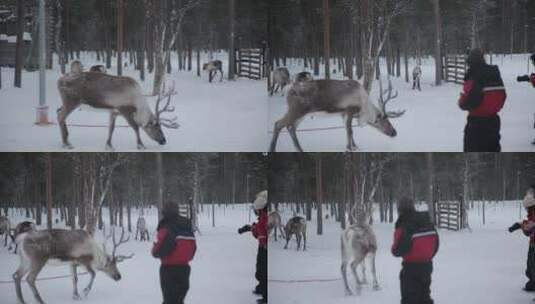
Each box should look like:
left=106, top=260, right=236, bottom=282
left=521, top=207, right=535, bottom=246
left=458, top=63, right=506, bottom=117
left=152, top=215, right=197, bottom=266
left=530, top=74, right=535, bottom=88
left=391, top=211, right=439, bottom=263
left=252, top=210, right=268, bottom=249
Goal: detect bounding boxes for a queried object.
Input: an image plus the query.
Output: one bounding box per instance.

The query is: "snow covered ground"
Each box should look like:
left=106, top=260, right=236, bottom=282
left=0, top=204, right=261, bottom=304
left=268, top=54, right=535, bottom=152
left=0, top=52, right=268, bottom=152
left=269, top=201, right=531, bottom=304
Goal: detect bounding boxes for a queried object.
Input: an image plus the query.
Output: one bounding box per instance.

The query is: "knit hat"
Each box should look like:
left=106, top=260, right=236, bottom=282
left=524, top=188, right=535, bottom=209
left=467, top=49, right=486, bottom=68
left=397, top=196, right=416, bottom=215
left=253, top=190, right=268, bottom=210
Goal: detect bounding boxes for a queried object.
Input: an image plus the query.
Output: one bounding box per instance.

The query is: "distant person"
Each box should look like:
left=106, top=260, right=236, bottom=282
left=412, top=65, right=422, bottom=91
left=391, top=197, right=439, bottom=304
left=516, top=53, right=535, bottom=144
left=458, top=48, right=507, bottom=152
left=152, top=202, right=197, bottom=304
left=508, top=184, right=535, bottom=291
left=238, top=190, right=268, bottom=304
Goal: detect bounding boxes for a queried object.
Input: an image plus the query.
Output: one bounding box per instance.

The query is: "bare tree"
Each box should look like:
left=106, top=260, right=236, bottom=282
left=426, top=153, right=435, bottom=223
left=430, top=0, right=442, bottom=86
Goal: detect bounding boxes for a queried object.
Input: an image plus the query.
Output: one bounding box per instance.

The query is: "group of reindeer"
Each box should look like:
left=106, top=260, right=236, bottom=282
left=0, top=213, right=151, bottom=304
left=268, top=210, right=380, bottom=296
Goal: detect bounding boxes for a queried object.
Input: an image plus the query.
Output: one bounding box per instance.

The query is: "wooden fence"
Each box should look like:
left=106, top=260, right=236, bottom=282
left=236, top=48, right=264, bottom=80
left=434, top=200, right=464, bottom=231
left=443, top=54, right=467, bottom=84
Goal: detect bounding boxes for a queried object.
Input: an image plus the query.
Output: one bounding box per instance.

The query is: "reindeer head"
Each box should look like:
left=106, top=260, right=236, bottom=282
left=367, top=79, right=405, bottom=137
left=144, top=82, right=179, bottom=145
left=101, top=226, right=134, bottom=281
left=70, top=60, right=83, bottom=74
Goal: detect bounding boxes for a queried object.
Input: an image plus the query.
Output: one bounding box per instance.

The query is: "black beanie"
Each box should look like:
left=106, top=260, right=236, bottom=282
left=467, top=49, right=486, bottom=68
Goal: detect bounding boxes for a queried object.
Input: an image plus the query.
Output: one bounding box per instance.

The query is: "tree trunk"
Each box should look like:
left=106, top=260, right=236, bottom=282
left=431, top=0, right=443, bottom=86
left=45, top=153, right=53, bottom=230
left=14, top=0, right=24, bottom=87
left=426, top=153, right=435, bottom=223
left=117, top=0, right=124, bottom=76
left=316, top=155, right=323, bottom=235
left=322, top=0, right=330, bottom=79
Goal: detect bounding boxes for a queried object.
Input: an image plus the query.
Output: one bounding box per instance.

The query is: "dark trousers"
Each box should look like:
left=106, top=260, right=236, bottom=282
left=464, top=115, right=501, bottom=152
left=400, top=262, right=434, bottom=304
left=526, top=246, right=535, bottom=290
left=255, top=246, right=267, bottom=300
left=160, top=265, right=191, bottom=304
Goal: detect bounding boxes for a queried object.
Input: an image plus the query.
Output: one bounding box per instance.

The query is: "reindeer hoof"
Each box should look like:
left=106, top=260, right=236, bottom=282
left=63, top=143, right=74, bottom=149
left=344, top=290, right=353, bottom=296
left=105, top=144, right=115, bottom=152
left=137, top=143, right=146, bottom=150
left=73, top=293, right=81, bottom=300
left=373, top=285, right=381, bottom=291
left=83, top=288, right=91, bottom=297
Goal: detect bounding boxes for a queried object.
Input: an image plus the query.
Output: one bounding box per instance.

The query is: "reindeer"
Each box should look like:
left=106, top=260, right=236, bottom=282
left=295, top=71, right=313, bottom=83
left=268, top=211, right=284, bottom=241
left=57, top=61, right=179, bottom=150
left=202, top=60, right=223, bottom=83
left=283, top=216, right=307, bottom=251
left=89, top=65, right=107, bottom=73
left=340, top=217, right=380, bottom=295
left=412, top=65, right=422, bottom=91
left=269, top=79, right=405, bottom=152
left=0, top=216, right=14, bottom=249
left=135, top=216, right=150, bottom=241
left=12, top=221, right=37, bottom=254
left=13, top=227, right=133, bottom=304
left=270, top=67, right=291, bottom=96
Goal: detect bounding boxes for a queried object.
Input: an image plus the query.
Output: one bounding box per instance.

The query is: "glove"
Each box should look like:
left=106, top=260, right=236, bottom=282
left=509, top=222, right=522, bottom=233
left=238, top=225, right=251, bottom=234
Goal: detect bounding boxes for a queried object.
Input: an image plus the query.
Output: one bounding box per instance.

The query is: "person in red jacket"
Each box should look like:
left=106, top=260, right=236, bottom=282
left=392, top=197, right=439, bottom=304
left=516, top=53, right=535, bottom=144
left=458, top=48, right=507, bottom=152
left=509, top=184, right=535, bottom=291
left=238, top=190, right=268, bottom=304
left=152, top=202, right=197, bottom=304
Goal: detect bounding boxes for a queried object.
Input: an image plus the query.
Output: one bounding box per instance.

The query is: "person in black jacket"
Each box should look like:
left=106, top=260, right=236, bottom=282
left=152, top=202, right=197, bottom=304
left=391, top=197, right=439, bottom=304
left=458, top=49, right=507, bottom=152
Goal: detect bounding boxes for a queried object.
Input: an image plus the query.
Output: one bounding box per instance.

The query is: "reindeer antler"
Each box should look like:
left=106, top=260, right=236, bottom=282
left=155, top=81, right=179, bottom=129
left=378, top=78, right=405, bottom=118
left=103, top=226, right=134, bottom=263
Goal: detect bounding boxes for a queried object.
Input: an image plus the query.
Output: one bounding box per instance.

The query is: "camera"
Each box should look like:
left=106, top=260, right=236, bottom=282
left=509, top=222, right=522, bottom=233
left=517, top=75, right=531, bottom=82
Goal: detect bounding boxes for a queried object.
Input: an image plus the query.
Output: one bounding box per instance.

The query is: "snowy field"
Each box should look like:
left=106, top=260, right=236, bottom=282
left=269, top=201, right=530, bottom=304
left=0, top=52, right=268, bottom=152
left=268, top=54, right=535, bottom=152
left=0, top=204, right=261, bottom=304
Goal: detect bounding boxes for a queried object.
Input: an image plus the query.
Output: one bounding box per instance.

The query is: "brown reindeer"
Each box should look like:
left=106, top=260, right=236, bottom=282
left=57, top=61, right=179, bottom=150
left=270, top=67, right=291, bottom=96
left=0, top=216, right=14, bottom=249
left=284, top=216, right=307, bottom=251
left=294, top=71, right=313, bottom=83
left=268, top=211, right=284, bottom=241
left=89, top=65, right=107, bottom=73
left=202, top=60, right=223, bottom=83
left=14, top=226, right=133, bottom=304
left=340, top=222, right=380, bottom=296
left=135, top=216, right=150, bottom=241
left=269, top=78, right=405, bottom=152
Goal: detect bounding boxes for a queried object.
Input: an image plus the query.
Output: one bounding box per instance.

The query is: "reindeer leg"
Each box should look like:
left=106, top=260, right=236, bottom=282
left=71, top=264, right=81, bottom=300
left=288, top=123, right=304, bottom=152
left=302, top=232, right=307, bottom=251
left=13, top=260, right=30, bottom=304
left=219, top=69, right=223, bottom=82
left=350, top=260, right=363, bottom=295
left=296, top=234, right=301, bottom=251
left=106, top=111, right=119, bottom=151
left=360, top=258, right=368, bottom=284
left=269, top=113, right=291, bottom=152
left=121, top=112, right=146, bottom=150
left=370, top=251, right=380, bottom=290
left=27, top=259, right=47, bottom=304
left=57, top=101, right=80, bottom=149
left=345, top=109, right=358, bottom=151
left=341, top=261, right=353, bottom=296
left=284, top=234, right=290, bottom=249
left=83, top=265, right=96, bottom=297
